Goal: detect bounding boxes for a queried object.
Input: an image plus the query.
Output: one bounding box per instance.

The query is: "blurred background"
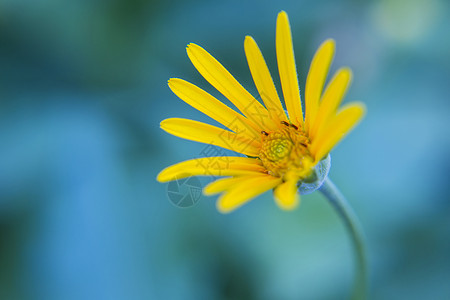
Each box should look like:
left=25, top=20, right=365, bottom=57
left=1, top=0, right=449, bottom=299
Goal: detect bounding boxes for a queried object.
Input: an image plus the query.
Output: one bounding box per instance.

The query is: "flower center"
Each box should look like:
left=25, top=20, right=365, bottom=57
left=259, top=123, right=314, bottom=181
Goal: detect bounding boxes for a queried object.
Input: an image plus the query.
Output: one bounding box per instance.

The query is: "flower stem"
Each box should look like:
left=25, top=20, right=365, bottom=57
left=319, top=177, right=368, bottom=300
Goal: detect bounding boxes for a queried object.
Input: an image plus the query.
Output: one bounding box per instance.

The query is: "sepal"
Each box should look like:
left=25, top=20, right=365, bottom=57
left=298, top=154, right=331, bottom=195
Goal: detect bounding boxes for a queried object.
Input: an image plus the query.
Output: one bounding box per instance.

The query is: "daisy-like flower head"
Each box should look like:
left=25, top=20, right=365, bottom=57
left=157, top=11, right=365, bottom=213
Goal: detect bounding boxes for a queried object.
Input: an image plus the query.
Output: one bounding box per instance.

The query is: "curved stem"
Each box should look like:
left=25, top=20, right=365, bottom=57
left=319, top=177, right=368, bottom=300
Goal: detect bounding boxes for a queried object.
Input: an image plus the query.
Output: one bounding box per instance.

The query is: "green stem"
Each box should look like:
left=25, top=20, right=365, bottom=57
left=319, top=177, right=368, bottom=300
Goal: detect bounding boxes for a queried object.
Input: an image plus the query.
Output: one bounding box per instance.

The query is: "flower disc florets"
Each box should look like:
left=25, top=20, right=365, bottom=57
left=259, top=122, right=314, bottom=181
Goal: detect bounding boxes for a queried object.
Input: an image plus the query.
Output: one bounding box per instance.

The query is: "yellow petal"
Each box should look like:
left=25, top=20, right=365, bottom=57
left=168, top=78, right=260, bottom=140
left=276, top=11, right=303, bottom=126
left=310, top=68, right=352, bottom=140
left=311, top=103, right=366, bottom=161
left=217, top=175, right=282, bottom=213
left=203, top=177, right=239, bottom=195
left=186, top=43, right=277, bottom=131
left=305, top=39, right=335, bottom=135
left=157, top=157, right=266, bottom=182
left=273, top=179, right=300, bottom=210
left=244, top=36, right=287, bottom=123
left=203, top=174, right=272, bottom=196
left=160, top=118, right=261, bottom=157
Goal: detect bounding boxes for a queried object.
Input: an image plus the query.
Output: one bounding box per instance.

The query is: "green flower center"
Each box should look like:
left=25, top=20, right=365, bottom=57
left=259, top=124, right=314, bottom=180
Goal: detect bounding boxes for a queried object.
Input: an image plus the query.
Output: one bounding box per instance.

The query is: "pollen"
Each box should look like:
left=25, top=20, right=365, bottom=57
left=259, top=124, right=314, bottom=180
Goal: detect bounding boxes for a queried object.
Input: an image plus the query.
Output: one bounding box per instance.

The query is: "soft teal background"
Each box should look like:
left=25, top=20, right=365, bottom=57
left=1, top=0, right=449, bottom=299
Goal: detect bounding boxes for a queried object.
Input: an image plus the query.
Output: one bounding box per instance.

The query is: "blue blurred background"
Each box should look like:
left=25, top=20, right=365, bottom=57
left=1, top=0, right=449, bottom=299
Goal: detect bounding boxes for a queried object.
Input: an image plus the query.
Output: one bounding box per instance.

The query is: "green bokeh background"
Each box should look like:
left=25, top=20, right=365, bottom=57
left=1, top=0, right=449, bottom=299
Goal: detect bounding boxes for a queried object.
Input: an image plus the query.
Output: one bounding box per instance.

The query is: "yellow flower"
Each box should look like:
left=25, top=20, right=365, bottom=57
left=157, top=11, right=365, bottom=213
